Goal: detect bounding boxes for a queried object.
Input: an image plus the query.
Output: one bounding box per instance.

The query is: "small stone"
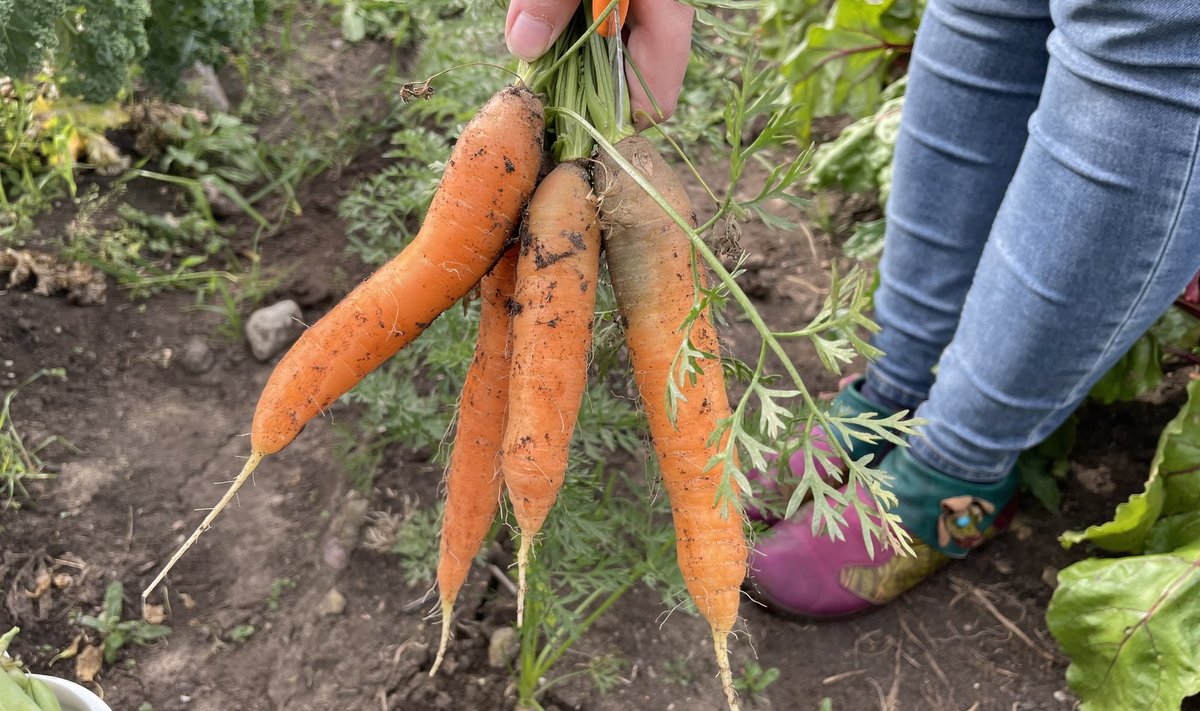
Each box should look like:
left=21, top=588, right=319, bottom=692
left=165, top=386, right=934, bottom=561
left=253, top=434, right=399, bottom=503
left=488, top=627, right=518, bottom=668
left=1054, top=689, right=1072, bottom=703
left=1043, top=565, right=1059, bottom=590
left=180, top=335, right=215, bottom=374
left=1076, top=464, right=1116, bottom=496
left=202, top=180, right=240, bottom=218
left=992, top=557, right=1014, bottom=575
left=183, top=63, right=231, bottom=114
left=318, top=587, right=347, bottom=616
left=245, top=300, right=303, bottom=361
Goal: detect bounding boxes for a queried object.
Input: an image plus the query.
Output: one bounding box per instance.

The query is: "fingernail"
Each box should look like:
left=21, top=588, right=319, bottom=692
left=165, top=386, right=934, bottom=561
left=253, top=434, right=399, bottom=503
left=507, top=12, right=554, bottom=61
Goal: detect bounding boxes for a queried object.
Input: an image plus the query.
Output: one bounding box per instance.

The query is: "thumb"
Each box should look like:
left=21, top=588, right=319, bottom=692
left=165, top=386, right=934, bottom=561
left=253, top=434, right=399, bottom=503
left=505, top=0, right=577, bottom=62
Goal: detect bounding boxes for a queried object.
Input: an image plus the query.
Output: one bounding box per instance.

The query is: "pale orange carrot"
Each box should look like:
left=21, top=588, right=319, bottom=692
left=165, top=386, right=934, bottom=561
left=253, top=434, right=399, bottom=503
left=597, top=135, right=746, bottom=710
left=500, top=161, right=602, bottom=625
left=431, top=246, right=519, bottom=676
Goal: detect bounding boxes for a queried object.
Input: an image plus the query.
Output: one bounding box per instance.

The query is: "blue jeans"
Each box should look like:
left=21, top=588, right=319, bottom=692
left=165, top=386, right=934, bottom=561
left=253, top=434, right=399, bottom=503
left=864, top=0, right=1200, bottom=483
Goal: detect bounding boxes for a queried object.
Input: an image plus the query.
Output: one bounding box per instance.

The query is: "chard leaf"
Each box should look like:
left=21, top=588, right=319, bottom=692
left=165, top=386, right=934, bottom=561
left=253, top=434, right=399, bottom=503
left=1089, top=335, right=1163, bottom=404
left=1146, top=512, right=1200, bottom=555
left=1060, top=380, right=1200, bottom=552
left=1160, top=379, right=1200, bottom=515
left=1046, top=548, right=1200, bottom=711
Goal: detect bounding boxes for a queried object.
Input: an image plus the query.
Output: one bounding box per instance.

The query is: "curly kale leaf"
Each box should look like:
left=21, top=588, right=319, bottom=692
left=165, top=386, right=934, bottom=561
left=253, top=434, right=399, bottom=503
left=0, top=0, right=70, bottom=78
left=62, top=0, right=151, bottom=103
left=142, top=0, right=261, bottom=93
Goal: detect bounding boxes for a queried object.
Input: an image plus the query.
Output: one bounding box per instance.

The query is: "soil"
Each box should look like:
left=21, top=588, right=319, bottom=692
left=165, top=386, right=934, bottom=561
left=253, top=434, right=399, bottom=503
left=2, top=15, right=1196, bottom=711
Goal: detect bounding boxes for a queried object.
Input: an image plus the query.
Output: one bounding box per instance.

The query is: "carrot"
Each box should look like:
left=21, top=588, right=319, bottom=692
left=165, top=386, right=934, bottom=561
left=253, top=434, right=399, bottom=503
left=142, top=85, right=544, bottom=602
left=500, top=161, right=602, bottom=626
left=431, top=246, right=518, bottom=676
left=593, top=0, right=630, bottom=37
left=596, top=135, right=746, bottom=710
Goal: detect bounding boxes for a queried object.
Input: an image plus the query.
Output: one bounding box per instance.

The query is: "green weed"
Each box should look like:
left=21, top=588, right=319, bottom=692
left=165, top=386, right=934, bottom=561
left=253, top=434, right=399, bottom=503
left=267, top=577, right=297, bottom=612
left=1, top=368, right=69, bottom=509
left=75, top=581, right=172, bottom=664
left=734, top=660, right=781, bottom=701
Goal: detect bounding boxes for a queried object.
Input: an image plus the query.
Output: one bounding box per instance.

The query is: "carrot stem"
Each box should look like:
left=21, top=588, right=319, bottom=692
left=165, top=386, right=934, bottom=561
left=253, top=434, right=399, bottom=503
left=141, top=449, right=266, bottom=603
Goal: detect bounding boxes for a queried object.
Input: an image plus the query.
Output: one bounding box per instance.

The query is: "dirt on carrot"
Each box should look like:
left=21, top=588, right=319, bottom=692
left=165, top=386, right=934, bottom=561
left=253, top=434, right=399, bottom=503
left=500, top=160, right=603, bottom=626
left=432, top=246, right=519, bottom=675
left=597, top=135, right=748, bottom=711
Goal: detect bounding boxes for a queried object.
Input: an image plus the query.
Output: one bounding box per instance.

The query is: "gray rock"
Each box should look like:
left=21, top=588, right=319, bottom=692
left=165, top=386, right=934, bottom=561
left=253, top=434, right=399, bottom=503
left=488, top=627, right=518, bottom=669
left=245, top=300, right=303, bottom=361
left=180, top=335, right=214, bottom=374
left=183, top=63, right=231, bottom=114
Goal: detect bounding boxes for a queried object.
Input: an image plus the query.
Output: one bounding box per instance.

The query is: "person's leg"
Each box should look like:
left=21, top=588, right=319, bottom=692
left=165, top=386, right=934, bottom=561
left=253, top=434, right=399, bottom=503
left=911, top=0, right=1200, bottom=483
left=747, top=0, right=1055, bottom=521
left=752, top=0, right=1200, bottom=617
left=864, top=0, right=1054, bottom=412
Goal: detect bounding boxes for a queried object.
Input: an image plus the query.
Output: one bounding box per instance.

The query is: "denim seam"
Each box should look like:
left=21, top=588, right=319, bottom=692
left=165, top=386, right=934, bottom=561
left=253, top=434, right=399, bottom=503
left=1030, top=111, right=1200, bottom=440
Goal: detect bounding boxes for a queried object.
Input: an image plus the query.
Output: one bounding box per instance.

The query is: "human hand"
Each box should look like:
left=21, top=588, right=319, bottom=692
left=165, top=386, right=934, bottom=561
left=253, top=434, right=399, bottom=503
left=504, top=0, right=694, bottom=128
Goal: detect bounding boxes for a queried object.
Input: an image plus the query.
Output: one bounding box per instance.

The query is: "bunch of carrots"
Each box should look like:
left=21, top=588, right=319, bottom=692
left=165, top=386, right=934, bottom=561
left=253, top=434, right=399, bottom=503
left=145, top=2, right=748, bottom=708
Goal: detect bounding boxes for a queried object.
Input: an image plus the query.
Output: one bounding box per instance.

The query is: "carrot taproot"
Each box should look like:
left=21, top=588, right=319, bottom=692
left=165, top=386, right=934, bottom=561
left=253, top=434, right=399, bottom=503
left=500, top=160, right=602, bottom=626
left=593, top=0, right=630, bottom=38
left=596, top=135, right=746, bottom=711
left=142, top=85, right=544, bottom=602
left=430, top=246, right=519, bottom=676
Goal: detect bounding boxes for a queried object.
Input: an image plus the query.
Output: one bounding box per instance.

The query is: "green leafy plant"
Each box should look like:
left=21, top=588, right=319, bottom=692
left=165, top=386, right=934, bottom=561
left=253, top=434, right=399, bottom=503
left=381, top=504, right=444, bottom=588
left=158, top=112, right=268, bottom=188
left=765, top=0, right=922, bottom=138
left=513, top=459, right=684, bottom=709
left=266, top=577, right=296, bottom=612
left=1, top=368, right=68, bottom=509
left=733, top=660, right=782, bottom=701
left=228, top=623, right=256, bottom=643
left=1047, top=377, right=1200, bottom=710
left=0, top=0, right=268, bottom=102
left=76, top=581, right=172, bottom=664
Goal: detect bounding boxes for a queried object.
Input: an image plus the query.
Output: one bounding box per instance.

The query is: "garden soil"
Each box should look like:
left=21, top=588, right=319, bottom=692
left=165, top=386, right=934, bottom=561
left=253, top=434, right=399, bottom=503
left=2, top=23, right=1197, bottom=711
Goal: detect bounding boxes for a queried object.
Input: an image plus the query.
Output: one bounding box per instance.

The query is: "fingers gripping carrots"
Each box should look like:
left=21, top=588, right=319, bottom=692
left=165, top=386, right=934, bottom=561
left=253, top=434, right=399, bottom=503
left=432, top=247, right=519, bottom=676
left=500, top=161, right=603, bottom=626
left=597, top=135, right=748, bottom=711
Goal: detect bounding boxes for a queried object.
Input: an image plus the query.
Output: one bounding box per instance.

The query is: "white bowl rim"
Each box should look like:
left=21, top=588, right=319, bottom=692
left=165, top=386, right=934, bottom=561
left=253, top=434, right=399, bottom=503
left=30, top=673, right=114, bottom=711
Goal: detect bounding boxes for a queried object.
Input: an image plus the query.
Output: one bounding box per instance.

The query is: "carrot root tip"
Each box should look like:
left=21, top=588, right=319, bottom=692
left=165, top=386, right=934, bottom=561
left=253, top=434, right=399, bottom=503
left=430, top=598, right=454, bottom=677
left=516, top=535, right=531, bottom=628
left=713, top=630, right=739, bottom=711
left=141, top=450, right=267, bottom=602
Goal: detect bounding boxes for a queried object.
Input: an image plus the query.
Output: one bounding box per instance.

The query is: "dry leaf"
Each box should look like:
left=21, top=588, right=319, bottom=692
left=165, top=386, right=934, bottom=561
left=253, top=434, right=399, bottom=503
left=0, top=248, right=107, bottom=305
left=25, top=570, right=52, bottom=599
left=143, top=604, right=167, bottom=625
left=180, top=592, right=198, bottom=610
left=76, top=644, right=103, bottom=682
left=52, top=573, right=73, bottom=589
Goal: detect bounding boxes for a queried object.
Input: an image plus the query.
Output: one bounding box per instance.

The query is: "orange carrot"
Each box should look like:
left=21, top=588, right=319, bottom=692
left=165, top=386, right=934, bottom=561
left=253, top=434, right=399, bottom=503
left=500, top=161, right=602, bottom=626
left=431, top=246, right=519, bottom=676
left=596, top=135, right=746, bottom=710
left=143, top=86, right=544, bottom=602
left=593, top=0, right=630, bottom=37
